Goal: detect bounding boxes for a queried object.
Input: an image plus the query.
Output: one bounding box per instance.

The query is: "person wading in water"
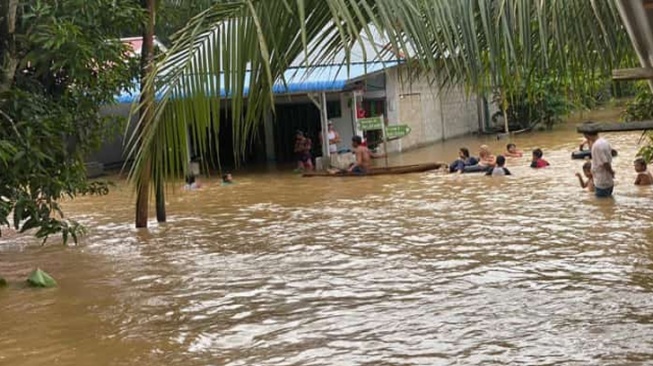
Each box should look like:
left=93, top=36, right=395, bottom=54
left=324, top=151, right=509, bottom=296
left=294, top=130, right=313, bottom=171
left=583, top=127, right=615, bottom=198
left=348, top=135, right=371, bottom=174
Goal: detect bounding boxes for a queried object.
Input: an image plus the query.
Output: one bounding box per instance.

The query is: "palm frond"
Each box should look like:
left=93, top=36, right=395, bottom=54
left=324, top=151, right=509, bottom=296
left=127, top=0, right=636, bottom=194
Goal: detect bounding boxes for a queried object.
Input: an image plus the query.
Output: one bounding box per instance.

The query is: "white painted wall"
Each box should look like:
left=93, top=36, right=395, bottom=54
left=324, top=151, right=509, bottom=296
left=384, top=66, right=480, bottom=153
left=328, top=93, right=355, bottom=152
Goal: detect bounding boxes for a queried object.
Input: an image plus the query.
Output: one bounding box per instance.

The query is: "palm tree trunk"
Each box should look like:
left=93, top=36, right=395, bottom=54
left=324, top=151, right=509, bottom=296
left=135, top=0, right=157, bottom=228
left=155, top=177, right=166, bottom=222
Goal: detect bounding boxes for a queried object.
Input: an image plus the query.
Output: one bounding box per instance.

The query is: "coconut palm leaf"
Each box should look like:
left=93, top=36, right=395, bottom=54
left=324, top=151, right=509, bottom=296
left=127, top=0, right=636, bottom=212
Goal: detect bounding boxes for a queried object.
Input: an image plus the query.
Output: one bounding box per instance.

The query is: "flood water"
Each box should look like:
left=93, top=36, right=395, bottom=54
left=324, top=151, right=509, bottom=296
left=3, top=110, right=653, bottom=365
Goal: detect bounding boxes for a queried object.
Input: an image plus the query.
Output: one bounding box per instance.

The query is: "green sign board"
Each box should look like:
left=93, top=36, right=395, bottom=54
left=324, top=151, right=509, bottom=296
left=358, top=117, right=384, bottom=131
left=385, top=124, right=412, bottom=140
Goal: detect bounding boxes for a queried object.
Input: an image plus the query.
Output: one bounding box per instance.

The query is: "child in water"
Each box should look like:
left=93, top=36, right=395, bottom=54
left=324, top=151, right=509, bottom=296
left=222, top=173, right=234, bottom=186
left=184, top=174, right=200, bottom=190
left=505, top=143, right=523, bottom=158
left=576, top=161, right=594, bottom=192
left=530, top=148, right=550, bottom=168
left=486, top=155, right=511, bottom=176
left=633, top=158, right=653, bottom=186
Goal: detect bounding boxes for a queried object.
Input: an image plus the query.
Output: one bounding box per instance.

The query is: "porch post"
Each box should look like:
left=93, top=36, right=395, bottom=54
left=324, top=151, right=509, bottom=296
left=320, top=92, right=330, bottom=163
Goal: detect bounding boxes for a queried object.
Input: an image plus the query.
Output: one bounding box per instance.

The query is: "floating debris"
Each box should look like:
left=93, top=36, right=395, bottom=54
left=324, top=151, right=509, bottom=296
left=26, top=268, right=57, bottom=288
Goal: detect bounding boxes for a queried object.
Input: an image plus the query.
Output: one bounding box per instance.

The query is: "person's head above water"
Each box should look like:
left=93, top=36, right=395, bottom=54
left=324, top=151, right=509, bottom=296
left=582, top=121, right=600, bottom=142
left=479, top=145, right=491, bottom=157
left=459, top=147, right=470, bottom=159
left=582, top=161, right=592, bottom=177
left=185, top=174, right=196, bottom=185
left=634, top=158, right=647, bottom=173
left=507, top=143, right=516, bottom=152
left=352, top=135, right=363, bottom=148
left=532, top=148, right=544, bottom=159
left=222, top=173, right=233, bottom=183
left=496, top=155, right=506, bottom=167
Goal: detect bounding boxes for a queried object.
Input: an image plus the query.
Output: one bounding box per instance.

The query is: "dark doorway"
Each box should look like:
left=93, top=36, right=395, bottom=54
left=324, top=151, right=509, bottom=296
left=273, top=103, right=321, bottom=163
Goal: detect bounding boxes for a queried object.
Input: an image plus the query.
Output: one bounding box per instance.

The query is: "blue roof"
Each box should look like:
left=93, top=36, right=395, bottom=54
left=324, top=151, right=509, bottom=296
left=115, top=61, right=399, bottom=104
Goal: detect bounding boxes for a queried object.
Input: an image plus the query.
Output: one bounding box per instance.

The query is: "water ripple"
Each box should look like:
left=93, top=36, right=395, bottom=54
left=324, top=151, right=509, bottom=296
left=2, top=126, right=653, bottom=365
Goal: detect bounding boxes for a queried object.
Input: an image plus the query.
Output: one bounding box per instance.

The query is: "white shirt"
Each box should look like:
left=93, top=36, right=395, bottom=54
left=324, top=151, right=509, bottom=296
left=327, top=130, right=337, bottom=153
left=591, top=137, right=614, bottom=189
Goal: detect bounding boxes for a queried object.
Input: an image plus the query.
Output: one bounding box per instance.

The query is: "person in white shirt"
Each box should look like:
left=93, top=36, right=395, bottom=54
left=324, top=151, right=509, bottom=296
left=583, top=129, right=615, bottom=198
left=319, top=121, right=341, bottom=154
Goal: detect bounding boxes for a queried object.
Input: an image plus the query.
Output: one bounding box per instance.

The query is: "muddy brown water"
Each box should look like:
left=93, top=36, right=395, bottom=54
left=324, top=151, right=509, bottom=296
left=2, top=110, right=653, bottom=365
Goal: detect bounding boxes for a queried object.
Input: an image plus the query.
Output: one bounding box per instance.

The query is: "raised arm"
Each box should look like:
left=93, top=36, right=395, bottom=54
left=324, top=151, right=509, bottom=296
left=333, top=131, right=341, bottom=144
left=576, top=173, right=587, bottom=188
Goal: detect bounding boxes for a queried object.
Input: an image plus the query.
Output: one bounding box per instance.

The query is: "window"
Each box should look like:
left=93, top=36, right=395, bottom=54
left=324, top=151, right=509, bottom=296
left=327, top=101, right=341, bottom=119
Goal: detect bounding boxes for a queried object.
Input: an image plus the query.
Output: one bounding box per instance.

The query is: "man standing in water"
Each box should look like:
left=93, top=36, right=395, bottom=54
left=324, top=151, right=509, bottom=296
left=584, top=128, right=615, bottom=198
left=349, top=135, right=371, bottom=174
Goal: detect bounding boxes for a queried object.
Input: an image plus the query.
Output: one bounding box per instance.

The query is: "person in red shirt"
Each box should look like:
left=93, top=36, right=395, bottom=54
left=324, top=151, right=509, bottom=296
left=530, top=148, right=550, bottom=168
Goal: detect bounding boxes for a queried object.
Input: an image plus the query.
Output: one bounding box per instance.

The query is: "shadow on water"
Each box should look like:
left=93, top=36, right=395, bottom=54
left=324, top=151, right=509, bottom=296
left=2, top=110, right=653, bottom=365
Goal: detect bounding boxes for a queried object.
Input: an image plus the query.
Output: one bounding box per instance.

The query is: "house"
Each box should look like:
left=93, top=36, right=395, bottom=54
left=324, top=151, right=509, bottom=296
left=121, top=36, right=168, bottom=56
left=93, top=32, right=486, bottom=170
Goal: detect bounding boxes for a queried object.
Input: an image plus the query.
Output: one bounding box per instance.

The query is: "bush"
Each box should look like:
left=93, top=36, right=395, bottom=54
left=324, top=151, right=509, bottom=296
left=493, top=78, right=573, bottom=131
left=622, top=83, right=653, bottom=162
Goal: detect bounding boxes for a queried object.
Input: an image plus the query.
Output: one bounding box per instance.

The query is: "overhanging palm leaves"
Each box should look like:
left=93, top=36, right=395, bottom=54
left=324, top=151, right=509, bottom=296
left=128, top=0, right=636, bottom=224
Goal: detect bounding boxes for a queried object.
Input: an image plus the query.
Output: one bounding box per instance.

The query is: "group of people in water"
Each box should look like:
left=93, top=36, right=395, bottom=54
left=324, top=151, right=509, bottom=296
left=449, top=143, right=550, bottom=177
left=451, top=129, right=653, bottom=198
left=183, top=172, right=233, bottom=191
left=295, top=121, right=382, bottom=175
left=449, top=143, right=550, bottom=172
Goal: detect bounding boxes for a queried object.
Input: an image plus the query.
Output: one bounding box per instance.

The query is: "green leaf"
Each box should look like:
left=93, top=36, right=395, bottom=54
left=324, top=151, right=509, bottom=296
left=26, top=268, right=57, bottom=288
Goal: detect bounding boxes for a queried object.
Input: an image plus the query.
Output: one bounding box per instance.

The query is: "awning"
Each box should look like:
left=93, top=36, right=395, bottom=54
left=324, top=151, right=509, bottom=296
left=115, top=60, right=399, bottom=104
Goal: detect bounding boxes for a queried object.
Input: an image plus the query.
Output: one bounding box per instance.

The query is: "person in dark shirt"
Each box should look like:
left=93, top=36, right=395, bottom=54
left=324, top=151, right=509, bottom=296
left=449, top=147, right=479, bottom=173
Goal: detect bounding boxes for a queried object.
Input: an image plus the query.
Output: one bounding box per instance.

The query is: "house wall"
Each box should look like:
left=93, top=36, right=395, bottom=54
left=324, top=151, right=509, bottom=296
left=93, top=67, right=481, bottom=168
left=384, top=66, right=480, bottom=153
left=91, top=104, right=135, bottom=169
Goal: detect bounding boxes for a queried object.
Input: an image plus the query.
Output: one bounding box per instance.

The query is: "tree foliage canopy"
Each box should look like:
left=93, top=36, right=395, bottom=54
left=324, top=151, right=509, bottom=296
left=0, top=0, right=142, bottom=242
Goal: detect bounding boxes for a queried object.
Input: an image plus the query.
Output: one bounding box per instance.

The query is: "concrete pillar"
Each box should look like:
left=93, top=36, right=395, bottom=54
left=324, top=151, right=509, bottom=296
left=263, top=110, right=276, bottom=161
left=320, top=92, right=330, bottom=162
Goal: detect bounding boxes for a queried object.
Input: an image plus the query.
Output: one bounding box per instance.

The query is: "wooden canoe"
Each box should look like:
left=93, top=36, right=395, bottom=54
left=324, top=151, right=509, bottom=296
left=302, top=163, right=445, bottom=177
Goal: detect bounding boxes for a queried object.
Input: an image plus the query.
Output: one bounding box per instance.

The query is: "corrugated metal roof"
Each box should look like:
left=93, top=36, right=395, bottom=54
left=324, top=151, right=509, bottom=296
left=115, top=60, right=399, bottom=104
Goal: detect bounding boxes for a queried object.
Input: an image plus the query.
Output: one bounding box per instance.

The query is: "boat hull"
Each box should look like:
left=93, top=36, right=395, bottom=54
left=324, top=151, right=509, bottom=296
left=302, top=163, right=444, bottom=177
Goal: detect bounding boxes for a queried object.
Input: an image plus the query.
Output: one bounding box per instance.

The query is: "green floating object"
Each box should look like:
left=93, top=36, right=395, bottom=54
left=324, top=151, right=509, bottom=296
left=0, top=277, right=6, bottom=287
left=26, top=268, right=57, bottom=288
